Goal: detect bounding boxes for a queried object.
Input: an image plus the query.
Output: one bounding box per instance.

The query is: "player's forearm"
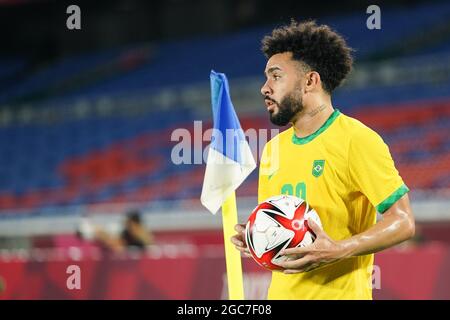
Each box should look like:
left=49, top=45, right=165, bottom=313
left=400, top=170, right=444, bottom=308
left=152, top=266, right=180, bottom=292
left=338, top=196, right=415, bottom=257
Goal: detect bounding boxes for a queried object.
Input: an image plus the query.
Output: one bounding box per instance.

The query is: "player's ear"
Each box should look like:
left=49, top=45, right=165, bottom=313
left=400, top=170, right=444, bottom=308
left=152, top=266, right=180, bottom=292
left=304, top=71, right=321, bottom=92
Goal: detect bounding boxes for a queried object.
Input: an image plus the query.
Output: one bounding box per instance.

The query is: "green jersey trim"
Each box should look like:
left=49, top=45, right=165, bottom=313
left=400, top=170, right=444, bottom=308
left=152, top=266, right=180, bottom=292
left=376, top=184, right=410, bottom=214
left=292, top=109, right=341, bottom=145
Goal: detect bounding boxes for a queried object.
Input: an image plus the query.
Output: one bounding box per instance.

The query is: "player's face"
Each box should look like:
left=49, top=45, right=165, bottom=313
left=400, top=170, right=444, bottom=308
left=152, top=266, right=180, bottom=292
left=261, top=52, right=304, bottom=126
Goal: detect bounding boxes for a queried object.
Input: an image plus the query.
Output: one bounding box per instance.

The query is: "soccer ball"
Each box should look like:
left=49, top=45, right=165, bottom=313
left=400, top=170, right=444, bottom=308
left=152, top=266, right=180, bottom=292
left=245, top=195, right=322, bottom=271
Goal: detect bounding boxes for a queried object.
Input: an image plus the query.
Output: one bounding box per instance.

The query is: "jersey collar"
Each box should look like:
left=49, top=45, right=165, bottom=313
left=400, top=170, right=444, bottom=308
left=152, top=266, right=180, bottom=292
left=291, top=109, right=341, bottom=145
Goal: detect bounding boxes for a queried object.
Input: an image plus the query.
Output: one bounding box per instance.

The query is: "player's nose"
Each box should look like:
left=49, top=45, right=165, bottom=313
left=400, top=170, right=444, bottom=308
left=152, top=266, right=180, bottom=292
left=261, top=80, right=272, bottom=96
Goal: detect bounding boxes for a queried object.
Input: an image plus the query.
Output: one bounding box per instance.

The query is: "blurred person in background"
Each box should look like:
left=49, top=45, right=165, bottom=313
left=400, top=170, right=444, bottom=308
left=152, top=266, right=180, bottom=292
left=77, top=210, right=154, bottom=253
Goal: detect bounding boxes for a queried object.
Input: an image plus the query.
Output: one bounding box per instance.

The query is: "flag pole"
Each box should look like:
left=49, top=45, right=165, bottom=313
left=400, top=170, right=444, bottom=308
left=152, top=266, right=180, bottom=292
left=221, top=191, right=245, bottom=300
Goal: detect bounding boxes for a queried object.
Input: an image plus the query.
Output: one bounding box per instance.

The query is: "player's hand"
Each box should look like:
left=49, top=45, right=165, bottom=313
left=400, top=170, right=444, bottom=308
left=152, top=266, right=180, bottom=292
left=278, top=219, right=350, bottom=274
left=230, top=224, right=252, bottom=258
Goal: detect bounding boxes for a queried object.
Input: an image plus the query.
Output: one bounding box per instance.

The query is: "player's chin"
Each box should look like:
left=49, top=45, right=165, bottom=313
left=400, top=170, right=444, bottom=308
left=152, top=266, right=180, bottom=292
left=268, top=109, right=278, bottom=120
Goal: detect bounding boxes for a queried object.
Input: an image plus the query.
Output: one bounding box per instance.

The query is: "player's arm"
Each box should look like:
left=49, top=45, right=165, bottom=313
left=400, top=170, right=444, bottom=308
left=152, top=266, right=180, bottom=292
left=339, top=193, right=415, bottom=256
left=279, top=194, right=415, bottom=273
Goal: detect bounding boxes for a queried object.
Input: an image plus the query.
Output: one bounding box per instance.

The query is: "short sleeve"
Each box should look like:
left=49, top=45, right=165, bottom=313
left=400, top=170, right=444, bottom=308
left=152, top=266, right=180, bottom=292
left=349, top=127, right=409, bottom=213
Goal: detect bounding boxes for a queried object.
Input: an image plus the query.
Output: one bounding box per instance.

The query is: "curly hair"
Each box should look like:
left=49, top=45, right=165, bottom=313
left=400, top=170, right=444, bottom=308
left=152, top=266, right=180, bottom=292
left=261, top=20, right=353, bottom=93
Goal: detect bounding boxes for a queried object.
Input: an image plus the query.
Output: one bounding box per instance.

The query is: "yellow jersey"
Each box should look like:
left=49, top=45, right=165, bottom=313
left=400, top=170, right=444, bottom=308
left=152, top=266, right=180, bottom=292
left=258, top=109, right=409, bottom=300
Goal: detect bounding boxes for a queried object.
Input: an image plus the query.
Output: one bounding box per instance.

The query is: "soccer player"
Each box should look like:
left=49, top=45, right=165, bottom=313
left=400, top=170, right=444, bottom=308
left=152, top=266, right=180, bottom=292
left=231, top=20, right=415, bottom=300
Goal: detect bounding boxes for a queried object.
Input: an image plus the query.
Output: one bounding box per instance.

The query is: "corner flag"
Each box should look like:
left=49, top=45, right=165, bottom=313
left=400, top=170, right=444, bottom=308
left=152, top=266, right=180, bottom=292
left=201, top=70, right=256, bottom=214
left=201, top=70, right=256, bottom=299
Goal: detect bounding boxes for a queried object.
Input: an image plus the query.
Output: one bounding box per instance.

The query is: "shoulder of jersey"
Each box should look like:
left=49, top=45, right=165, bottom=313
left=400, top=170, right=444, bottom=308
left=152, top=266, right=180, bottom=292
left=338, top=113, right=378, bottom=139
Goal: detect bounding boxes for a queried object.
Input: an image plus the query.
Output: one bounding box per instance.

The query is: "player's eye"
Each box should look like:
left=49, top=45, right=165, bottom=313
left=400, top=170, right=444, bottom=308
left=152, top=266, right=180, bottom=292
left=273, top=75, right=281, bottom=80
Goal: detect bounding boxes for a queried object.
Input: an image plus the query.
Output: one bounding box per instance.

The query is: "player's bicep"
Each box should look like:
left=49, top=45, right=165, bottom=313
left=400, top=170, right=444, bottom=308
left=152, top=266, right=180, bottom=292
left=383, top=193, right=414, bottom=221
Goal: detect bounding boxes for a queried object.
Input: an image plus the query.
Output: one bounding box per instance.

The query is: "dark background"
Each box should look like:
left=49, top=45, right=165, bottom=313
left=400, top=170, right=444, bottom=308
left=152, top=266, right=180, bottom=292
left=0, top=0, right=434, bottom=60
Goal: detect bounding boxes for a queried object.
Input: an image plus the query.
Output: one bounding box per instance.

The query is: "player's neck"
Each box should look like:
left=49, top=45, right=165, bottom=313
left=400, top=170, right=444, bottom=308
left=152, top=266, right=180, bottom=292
left=291, top=103, right=335, bottom=138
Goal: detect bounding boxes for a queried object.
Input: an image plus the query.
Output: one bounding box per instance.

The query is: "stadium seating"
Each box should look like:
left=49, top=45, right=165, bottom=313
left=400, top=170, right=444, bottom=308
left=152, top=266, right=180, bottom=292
left=1, top=2, right=450, bottom=213
left=0, top=98, right=448, bottom=212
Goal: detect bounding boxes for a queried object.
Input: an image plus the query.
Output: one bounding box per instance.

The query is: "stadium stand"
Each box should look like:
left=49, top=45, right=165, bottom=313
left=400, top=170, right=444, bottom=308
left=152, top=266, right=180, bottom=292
left=0, top=2, right=450, bottom=214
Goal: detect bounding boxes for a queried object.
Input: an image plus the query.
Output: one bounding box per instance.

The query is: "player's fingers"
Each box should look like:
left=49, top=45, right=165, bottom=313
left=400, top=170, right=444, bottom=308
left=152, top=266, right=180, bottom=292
left=235, top=245, right=250, bottom=255
left=230, top=235, right=244, bottom=247
left=307, top=219, right=324, bottom=237
left=278, top=256, right=310, bottom=270
left=234, top=224, right=245, bottom=233
left=280, top=247, right=308, bottom=256
left=238, top=245, right=250, bottom=254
